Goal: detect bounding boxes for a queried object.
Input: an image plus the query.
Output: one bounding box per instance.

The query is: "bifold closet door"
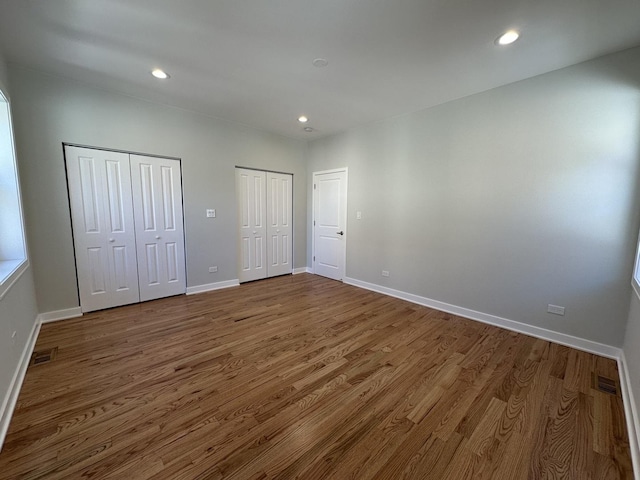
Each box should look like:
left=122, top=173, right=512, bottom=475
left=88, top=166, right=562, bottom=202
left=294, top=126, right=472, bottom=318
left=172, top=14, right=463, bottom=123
left=236, top=168, right=293, bottom=282
left=130, top=155, right=186, bottom=302
left=65, top=146, right=140, bottom=312
left=236, top=168, right=267, bottom=283
left=266, top=172, right=293, bottom=277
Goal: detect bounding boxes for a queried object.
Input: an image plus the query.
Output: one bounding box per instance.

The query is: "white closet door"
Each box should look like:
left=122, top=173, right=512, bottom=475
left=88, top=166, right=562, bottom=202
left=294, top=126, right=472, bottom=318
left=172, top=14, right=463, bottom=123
left=65, top=146, right=140, bottom=312
left=266, top=172, right=293, bottom=277
left=130, top=155, right=186, bottom=301
left=236, top=168, right=266, bottom=282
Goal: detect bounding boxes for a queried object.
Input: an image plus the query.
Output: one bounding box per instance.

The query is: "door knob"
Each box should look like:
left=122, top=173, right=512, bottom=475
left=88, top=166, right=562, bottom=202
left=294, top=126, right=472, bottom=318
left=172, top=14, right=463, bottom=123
left=155, top=235, right=161, bottom=239
left=108, top=238, right=115, bottom=243
left=337, top=231, right=344, bottom=236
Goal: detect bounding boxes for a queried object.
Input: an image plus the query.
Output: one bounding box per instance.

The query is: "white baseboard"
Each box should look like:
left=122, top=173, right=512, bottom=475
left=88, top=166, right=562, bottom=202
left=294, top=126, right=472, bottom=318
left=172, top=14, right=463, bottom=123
left=343, top=277, right=621, bottom=360
left=3, top=274, right=636, bottom=475
left=0, top=315, right=40, bottom=452
left=186, top=279, right=239, bottom=295
left=618, top=352, right=640, bottom=479
left=1, top=306, right=82, bottom=451
left=38, top=307, right=82, bottom=324
left=343, top=276, right=638, bottom=476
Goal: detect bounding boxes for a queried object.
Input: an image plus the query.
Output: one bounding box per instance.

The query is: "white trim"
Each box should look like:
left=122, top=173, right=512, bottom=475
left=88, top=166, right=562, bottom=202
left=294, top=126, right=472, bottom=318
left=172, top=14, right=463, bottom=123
left=342, top=277, right=640, bottom=475
left=293, top=267, right=311, bottom=274
left=632, top=224, right=640, bottom=303
left=619, top=351, right=640, bottom=479
left=186, top=279, right=240, bottom=295
left=0, top=92, right=30, bottom=303
left=0, top=259, right=28, bottom=302
left=0, top=315, right=40, bottom=452
left=1, top=306, right=82, bottom=452
left=343, top=276, right=621, bottom=359
left=311, top=167, right=349, bottom=176
left=37, top=307, right=83, bottom=324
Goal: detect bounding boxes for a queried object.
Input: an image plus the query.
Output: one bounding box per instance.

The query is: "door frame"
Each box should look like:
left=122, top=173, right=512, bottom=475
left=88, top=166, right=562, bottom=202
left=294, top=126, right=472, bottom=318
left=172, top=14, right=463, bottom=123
left=311, top=167, right=348, bottom=279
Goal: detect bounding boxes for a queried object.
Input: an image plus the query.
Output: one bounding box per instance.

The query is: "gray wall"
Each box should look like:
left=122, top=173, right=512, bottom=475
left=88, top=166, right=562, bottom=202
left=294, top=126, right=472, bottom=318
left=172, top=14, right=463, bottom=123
left=307, top=47, right=640, bottom=347
left=0, top=55, right=39, bottom=424
left=624, top=293, right=640, bottom=449
left=9, top=66, right=307, bottom=314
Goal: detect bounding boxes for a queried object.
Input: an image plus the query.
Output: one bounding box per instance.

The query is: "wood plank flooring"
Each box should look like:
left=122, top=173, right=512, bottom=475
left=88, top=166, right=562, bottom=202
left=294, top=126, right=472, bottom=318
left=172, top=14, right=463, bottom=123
left=0, top=274, right=633, bottom=479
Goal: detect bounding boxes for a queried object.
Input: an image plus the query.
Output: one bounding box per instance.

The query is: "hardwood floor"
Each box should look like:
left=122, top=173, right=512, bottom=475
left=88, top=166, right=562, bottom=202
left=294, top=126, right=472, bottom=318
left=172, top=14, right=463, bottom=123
left=0, top=274, right=633, bottom=479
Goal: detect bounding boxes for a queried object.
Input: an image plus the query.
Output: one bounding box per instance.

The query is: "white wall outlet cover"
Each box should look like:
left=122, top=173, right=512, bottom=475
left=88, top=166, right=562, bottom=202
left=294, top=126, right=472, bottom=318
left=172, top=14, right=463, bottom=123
left=547, top=304, right=565, bottom=316
left=206, top=209, right=216, bottom=218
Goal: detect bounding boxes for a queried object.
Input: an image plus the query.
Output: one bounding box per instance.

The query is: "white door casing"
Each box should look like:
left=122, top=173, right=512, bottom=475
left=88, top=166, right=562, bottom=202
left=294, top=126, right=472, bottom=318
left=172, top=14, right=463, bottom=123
left=236, top=168, right=267, bottom=282
left=266, top=171, right=293, bottom=277
left=65, top=146, right=140, bottom=312
left=313, top=169, right=347, bottom=281
left=130, top=155, right=186, bottom=302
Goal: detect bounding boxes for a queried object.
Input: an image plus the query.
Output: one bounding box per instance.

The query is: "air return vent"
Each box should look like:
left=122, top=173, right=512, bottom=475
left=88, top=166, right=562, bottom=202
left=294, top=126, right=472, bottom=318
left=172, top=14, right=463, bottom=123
left=593, top=374, right=619, bottom=396
left=30, top=347, right=58, bottom=366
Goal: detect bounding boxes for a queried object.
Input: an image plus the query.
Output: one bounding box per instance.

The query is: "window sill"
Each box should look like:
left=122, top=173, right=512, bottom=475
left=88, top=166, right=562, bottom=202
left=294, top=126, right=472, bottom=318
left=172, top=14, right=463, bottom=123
left=0, top=258, right=28, bottom=301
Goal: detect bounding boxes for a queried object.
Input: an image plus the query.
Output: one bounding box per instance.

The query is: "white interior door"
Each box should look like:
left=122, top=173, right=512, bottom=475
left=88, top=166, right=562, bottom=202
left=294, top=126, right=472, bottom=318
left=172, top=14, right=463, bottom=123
left=313, top=169, right=347, bottom=281
left=236, top=168, right=266, bottom=282
left=65, top=146, right=140, bottom=312
left=130, top=155, right=186, bottom=301
left=266, top=172, right=293, bottom=277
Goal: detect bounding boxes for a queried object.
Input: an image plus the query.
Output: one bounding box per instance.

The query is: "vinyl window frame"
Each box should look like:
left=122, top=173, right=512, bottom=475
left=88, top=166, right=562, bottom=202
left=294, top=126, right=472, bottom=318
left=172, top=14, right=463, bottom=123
left=0, top=87, right=28, bottom=301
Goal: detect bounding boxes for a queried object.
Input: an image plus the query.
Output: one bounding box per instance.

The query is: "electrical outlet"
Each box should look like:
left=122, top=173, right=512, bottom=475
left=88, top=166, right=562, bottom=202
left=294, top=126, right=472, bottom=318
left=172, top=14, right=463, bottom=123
left=381, top=270, right=390, bottom=277
left=547, top=304, right=565, bottom=316
left=356, top=211, right=362, bottom=220
left=209, top=266, right=218, bottom=273
left=206, top=209, right=216, bottom=218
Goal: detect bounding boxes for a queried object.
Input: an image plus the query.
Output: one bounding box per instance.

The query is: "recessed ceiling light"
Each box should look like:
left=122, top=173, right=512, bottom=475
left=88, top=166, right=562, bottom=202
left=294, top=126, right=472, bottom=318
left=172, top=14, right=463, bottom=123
left=496, top=30, right=520, bottom=46
left=298, top=115, right=308, bottom=123
left=151, top=68, right=170, bottom=79
left=312, top=58, right=328, bottom=68
left=304, top=127, right=314, bottom=132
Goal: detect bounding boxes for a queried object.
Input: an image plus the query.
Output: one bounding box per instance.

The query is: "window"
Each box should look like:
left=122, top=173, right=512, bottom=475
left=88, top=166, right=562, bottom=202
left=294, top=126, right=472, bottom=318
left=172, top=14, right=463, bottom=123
left=0, top=88, right=27, bottom=300
left=633, top=233, right=640, bottom=300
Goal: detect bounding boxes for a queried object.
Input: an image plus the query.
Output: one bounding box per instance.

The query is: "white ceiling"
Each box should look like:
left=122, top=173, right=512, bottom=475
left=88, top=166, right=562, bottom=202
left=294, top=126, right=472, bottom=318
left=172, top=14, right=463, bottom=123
left=0, top=0, right=639, bottom=140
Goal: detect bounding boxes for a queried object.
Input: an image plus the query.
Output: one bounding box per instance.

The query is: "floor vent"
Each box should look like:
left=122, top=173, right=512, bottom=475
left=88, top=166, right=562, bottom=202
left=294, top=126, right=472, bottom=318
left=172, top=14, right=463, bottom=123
left=593, top=374, right=618, bottom=396
left=30, top=347, right=58, bottom=366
